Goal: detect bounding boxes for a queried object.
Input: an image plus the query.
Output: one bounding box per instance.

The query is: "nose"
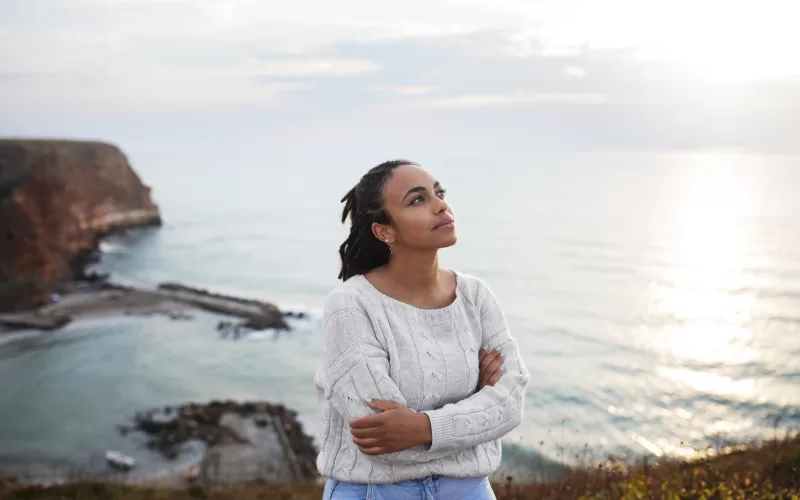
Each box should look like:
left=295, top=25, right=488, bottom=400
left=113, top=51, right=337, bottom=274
left=433, top=195, right=448, bottom=214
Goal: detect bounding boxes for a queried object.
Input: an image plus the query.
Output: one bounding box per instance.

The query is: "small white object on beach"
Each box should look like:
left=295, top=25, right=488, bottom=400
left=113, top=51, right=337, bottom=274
left=105, top=450, right=135, bottom=470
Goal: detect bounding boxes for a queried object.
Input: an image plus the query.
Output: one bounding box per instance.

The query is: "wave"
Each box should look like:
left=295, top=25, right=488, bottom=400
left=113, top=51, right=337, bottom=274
left=0, top=329, right=47, bottom=347
left=240, top=308, right=322, bottom=341
left=98, top=241, right=125, bottom=254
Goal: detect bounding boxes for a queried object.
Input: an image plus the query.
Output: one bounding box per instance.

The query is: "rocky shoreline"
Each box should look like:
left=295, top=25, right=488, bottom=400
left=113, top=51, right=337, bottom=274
left=119, top=400, right=318, bottom=484
left=0, top=278, right=292, bottom=336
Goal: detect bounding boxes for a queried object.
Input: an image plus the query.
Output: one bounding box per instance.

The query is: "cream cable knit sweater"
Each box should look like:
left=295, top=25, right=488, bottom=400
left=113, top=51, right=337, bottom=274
left=314, top=270, right=530, bottom=484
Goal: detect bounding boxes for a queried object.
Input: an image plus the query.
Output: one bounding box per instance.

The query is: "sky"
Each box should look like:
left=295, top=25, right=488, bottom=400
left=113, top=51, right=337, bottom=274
left=1, top=0, right=799, bottom=160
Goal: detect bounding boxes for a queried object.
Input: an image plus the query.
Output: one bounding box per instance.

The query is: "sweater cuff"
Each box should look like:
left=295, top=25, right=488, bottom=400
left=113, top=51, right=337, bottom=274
left=422, top=409, right=457, bottom=453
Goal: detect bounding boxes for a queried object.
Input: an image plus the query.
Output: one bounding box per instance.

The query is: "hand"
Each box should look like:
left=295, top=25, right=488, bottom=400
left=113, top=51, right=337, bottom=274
left=349, top=400, right=432, bottom=455
left=478, top=348, right=504, bottom=391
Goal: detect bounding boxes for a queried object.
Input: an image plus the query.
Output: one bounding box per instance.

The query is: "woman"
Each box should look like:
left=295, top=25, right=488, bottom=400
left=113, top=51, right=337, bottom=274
left=314, top=160, right=530, bottom=499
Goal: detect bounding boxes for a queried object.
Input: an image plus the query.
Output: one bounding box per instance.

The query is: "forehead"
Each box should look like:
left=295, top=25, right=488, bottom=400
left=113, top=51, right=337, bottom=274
left=383, top=164, right=436, bottom=199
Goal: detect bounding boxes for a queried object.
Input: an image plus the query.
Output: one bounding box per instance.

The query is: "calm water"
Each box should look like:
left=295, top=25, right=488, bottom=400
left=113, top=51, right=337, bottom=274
left=1, top=151, right=799, bottom=478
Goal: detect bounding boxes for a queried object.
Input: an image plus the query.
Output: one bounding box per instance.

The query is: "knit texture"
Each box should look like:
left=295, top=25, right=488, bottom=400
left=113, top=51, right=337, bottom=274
left=314, top=270, right=530, bottom=484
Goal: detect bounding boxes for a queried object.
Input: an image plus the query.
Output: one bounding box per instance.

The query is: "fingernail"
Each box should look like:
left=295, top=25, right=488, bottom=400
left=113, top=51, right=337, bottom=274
left=365, top=397, right=372, bottom=402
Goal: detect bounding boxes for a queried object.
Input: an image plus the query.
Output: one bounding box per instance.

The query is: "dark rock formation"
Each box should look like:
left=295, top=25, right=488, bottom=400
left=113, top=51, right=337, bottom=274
left=158, top=283, right=289, bottom=331
left=125, top=400, right=318, bottom=481
left=0, top=139, right=161, bottom=311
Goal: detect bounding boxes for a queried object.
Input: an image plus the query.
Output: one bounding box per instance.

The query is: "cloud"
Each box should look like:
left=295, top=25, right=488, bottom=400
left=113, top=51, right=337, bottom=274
left=0, top=62, right=313, bottom=114
left=564, top=65, right=587, bottom=78
left=411, top=91, right=608, bottom=108
left=373, top=85, right=441, bottom=96
left=253, top=58, right=380, bottom=77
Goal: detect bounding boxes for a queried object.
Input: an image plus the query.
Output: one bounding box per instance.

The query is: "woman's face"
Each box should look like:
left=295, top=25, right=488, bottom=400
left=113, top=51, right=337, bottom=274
left=372, top=164, right=457, bottom=252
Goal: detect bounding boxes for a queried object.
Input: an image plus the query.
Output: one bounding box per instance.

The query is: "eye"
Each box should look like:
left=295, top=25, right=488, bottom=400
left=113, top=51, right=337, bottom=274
left=410, top=195, right=425, bottom=205
left=436, top=188, right=447, bottom=199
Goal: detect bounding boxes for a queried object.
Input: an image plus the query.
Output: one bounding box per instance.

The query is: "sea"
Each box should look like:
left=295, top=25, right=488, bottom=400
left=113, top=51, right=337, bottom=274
left=1, top=150, right=799, bottom=480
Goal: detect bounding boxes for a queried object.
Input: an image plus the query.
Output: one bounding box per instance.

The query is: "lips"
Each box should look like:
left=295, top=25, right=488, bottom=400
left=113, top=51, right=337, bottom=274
left=434, top=217, right=455, bottom=230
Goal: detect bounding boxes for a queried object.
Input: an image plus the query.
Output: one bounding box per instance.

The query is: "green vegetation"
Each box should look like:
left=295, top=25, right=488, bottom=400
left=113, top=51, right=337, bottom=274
left=2, top=434, right=798, bottom=499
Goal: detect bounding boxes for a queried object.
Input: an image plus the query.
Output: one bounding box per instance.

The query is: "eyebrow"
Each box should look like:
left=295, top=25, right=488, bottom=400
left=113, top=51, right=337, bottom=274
left=402, top=181, right=440, bottom=202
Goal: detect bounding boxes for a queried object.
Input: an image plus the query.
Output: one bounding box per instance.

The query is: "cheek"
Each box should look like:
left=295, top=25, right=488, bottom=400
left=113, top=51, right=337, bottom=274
left=394, top=210, right=432, bottom=244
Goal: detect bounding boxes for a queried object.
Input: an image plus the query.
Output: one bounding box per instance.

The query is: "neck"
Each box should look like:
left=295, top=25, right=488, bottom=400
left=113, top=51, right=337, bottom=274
left=385, top=249, right=440, bottom=291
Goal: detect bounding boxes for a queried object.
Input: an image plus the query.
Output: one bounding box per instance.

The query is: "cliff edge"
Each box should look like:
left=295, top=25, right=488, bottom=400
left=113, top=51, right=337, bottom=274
left=0, top=139, right=161, bottom=311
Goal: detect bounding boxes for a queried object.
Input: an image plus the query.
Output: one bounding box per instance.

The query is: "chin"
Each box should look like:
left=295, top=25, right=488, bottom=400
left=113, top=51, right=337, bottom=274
left=437, top=235, right=458, bottom=249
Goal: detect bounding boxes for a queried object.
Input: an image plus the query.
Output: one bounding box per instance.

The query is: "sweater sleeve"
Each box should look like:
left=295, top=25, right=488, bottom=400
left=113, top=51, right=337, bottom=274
left=321, top=301, right=460, bottom=465
left=422, top=280, right=530, bottom=454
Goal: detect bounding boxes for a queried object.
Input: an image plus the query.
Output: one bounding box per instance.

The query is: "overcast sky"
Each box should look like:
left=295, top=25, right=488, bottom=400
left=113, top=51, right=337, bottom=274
left=1, top=0, right=798, bottom=160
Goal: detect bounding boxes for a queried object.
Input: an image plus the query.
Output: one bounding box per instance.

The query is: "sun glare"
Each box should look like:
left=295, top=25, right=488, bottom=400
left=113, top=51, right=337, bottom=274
left=645, top=0, right=799, bottom=82
left=652, top=2, right=799, bottom=82
left=532, top=0, right=800, bottom=82
left=653, top=155, right=764, bottom=367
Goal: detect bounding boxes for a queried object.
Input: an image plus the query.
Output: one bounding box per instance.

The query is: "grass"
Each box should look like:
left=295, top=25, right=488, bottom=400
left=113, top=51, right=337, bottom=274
left=2, top=434, right=798, bottom=500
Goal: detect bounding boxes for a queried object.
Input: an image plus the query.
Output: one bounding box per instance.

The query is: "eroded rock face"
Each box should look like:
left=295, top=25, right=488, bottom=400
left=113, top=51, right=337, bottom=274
left=0, top=139, right=161, bottom=311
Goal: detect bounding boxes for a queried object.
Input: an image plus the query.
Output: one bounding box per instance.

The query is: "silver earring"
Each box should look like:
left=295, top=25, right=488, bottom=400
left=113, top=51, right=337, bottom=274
left=385, top=239, right=394, bottom=255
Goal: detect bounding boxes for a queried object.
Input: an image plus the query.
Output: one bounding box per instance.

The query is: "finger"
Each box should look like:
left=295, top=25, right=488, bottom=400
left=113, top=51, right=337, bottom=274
left=480, top=350, right=501, bottom=371
left=365, top=399, right=400, bottom=412
left=483, top=363, right=503, bottom=387
left=351, top=427, right=383, bottom=439
left=479, top=349, right=486, bottom=363
left=359, top=446, right=391, bottom=456
left=480, top=351, right=499, bottom=378
left=482, top=362, right=504, bottom=388
left=352, top=437, right=382, bottom=448
left=486, top=355, right=504, bottom=375
left=349, top=414, right=383, bottom=429
left=479, top=366, right=490, bottom=388
left=479, top=353, right=495, bottom=379
left=479, top=368, right=493, bottom=390
left=479, top=349, right=496, bottom=368
left=478, top=350, right=498, bottom=389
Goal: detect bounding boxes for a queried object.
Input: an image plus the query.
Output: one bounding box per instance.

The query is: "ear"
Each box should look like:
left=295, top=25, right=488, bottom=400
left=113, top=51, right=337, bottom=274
left=371, top=222, right=394, bottom=244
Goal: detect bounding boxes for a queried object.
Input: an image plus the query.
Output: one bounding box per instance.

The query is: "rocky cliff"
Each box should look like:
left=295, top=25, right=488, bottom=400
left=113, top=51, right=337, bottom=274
left=0, top=139, right=161, bottom=311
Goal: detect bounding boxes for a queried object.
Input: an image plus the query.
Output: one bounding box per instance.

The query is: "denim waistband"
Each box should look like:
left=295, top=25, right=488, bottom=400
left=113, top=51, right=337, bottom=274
left=323, top=475, right=495, bottom=500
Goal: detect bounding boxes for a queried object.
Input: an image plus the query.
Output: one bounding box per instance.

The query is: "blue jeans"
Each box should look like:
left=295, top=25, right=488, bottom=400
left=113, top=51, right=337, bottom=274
left=322, top=475, right=495, bottom=500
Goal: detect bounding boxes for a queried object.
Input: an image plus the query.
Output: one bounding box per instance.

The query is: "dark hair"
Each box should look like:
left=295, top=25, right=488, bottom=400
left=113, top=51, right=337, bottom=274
left=338, top=159, right=419, bottom=281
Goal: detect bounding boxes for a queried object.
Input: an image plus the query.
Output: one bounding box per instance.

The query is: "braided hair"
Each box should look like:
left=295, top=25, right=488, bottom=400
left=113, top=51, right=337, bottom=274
left=338, top=160, right=419, bottom=281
